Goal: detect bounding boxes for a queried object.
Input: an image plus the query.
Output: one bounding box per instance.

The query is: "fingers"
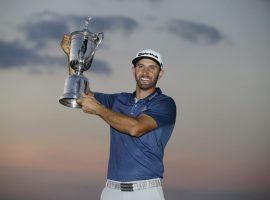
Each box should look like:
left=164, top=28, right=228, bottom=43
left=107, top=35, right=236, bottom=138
left=76, top=97, right=82, bottom=105
left=60, top=34, right=71, bottom=55
left=81, top=92, right=94, bottom=98
left=82, top=107, right=88, bottom=113
left=81, top=93, right=87, bottom=98
left=76, top=93, right=94, bottom=104
left=85, top=87, right=93, bottom=95
left=61, top=34, right=71, bottom=44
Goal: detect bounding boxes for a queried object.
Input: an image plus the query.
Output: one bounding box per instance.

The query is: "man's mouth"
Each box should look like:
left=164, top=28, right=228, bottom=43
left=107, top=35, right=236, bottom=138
left=140, top=76, right=151, bottom=82
left=140, top=77, right=150, bottom=84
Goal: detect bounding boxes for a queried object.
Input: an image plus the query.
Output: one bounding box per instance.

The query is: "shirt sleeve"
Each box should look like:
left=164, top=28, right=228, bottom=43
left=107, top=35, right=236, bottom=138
left=94, top=92, right=119, bottom=109
left=142, top=97, right=177, bottom=128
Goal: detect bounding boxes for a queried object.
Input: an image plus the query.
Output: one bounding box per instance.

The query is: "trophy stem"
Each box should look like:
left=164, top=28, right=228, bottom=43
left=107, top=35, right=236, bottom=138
left=76, top=63, right=84, bottom=75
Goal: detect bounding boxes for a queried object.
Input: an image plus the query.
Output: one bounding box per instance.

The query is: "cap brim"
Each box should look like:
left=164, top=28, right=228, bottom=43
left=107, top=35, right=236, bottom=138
left=132, top=56, right=162, bottom=68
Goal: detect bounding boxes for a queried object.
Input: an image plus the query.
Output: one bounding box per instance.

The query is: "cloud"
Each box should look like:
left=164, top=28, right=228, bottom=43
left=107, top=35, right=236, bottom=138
left=0, top=40, right=64, bottom=68
left=114, top=0, right=162, bottom=3
left=167, top=19, right=224, bottom=45
left=0, top=11, right=138, bottom=74
left=90, top=59, right=112, bottom=74
left=67, top=15, right=139, bottom=35
left=146, top=0, right=162, bottom=3
left=0, top=39, right=110, bottom=75
left=19, top=11, right=139, bottom=47
left=0, top=40, right=37, bottom=68
left=20, top=19, right=69, bottom=47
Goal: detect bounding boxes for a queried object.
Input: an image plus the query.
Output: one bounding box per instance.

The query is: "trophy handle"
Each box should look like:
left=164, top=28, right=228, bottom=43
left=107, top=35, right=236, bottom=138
left=60, top=34, right=71, bottom=56
left=95, top=32, right=104, bottom=50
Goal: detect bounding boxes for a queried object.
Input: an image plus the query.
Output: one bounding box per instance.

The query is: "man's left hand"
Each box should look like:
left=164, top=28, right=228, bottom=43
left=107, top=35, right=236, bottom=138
left=77, top=93, right=101, bottom=115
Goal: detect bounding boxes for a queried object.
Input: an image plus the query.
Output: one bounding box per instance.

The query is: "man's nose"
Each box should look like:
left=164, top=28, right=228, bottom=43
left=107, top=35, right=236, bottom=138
left=142, top=67, right=150, bottom=74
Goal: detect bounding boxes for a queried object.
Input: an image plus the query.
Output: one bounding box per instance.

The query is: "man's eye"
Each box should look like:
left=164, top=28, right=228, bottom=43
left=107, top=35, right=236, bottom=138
left=150, top=66, right=157, bottom=70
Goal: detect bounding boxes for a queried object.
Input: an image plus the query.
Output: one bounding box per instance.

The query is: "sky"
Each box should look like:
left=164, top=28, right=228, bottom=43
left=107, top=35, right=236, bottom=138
left=0, top=0, right=270, bottom=199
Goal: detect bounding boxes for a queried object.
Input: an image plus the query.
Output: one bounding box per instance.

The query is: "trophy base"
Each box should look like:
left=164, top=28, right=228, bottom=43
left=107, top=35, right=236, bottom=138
left=59, top=93, right=82, bottom=108
left=59, top=74, right=89, bottom=109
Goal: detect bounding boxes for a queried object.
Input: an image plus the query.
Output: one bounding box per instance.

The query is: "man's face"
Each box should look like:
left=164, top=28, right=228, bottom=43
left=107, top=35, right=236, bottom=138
left=133, top=58, right=164, bottom=90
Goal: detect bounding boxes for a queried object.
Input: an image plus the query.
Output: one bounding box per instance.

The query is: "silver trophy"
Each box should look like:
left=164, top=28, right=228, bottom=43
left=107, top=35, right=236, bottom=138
left=59, top=17, right=104, bottom=108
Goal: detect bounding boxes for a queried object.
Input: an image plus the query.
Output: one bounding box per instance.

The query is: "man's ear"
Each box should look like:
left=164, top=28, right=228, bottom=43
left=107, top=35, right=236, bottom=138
left=132, top=66, right=135, bottom=76
left=158, top=69, right=164, bottom=79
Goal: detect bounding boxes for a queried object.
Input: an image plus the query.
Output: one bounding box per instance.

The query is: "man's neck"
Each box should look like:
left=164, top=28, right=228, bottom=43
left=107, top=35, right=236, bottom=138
left=135, top=86, right=156, bottom=100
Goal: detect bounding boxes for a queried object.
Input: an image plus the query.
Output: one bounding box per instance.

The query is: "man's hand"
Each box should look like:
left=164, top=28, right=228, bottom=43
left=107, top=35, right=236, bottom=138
left=77, top=93, right=102, bottom=115
left=60, top=34, right=76, bottom=75
left=60, top=34, right=71, bottom=56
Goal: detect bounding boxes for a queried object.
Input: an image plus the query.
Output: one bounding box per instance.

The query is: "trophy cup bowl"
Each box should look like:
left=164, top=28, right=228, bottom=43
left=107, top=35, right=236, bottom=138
left=59, top=17, right=103, bottom=108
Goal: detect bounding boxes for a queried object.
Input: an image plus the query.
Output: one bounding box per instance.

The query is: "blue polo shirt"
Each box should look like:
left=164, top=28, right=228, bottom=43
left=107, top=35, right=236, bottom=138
left=94, top=88, right=176, bottom=182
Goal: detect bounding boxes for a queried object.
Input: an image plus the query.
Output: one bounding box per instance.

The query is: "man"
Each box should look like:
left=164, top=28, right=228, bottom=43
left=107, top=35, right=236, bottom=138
left=61, top=36, right=176, bottom=200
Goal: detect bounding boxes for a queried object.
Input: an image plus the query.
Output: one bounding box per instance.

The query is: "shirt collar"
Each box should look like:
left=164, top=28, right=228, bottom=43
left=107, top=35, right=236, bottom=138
left=131, top=87, right=162, bottom=103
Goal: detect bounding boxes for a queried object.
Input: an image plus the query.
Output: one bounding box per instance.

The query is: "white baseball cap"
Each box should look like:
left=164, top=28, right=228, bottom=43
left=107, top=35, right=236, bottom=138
left=132, top=49, right=163, bottom=68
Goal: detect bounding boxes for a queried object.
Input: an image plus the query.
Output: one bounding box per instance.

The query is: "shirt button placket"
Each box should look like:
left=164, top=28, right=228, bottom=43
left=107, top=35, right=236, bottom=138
left=131, top=104, right=137, bottom=115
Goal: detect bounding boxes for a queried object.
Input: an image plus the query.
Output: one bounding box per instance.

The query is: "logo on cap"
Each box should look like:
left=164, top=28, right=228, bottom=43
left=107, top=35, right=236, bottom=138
left=138, top=52, right=159, bottom=59
left=132, top=49, right=163, bottom=68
